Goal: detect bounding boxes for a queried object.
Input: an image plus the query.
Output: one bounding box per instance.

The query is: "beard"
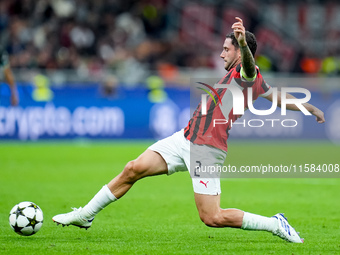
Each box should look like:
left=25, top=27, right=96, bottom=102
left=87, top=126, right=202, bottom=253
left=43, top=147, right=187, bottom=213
left=224, top=62, right=232, bottom=71
left=224, top=57, right=239, bottom=71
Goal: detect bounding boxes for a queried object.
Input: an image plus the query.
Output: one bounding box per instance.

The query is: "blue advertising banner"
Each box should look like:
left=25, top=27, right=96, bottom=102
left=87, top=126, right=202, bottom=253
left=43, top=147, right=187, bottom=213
left=0, top=82, right=338, bottom=143
left=0, top=82, right=190, bottom=140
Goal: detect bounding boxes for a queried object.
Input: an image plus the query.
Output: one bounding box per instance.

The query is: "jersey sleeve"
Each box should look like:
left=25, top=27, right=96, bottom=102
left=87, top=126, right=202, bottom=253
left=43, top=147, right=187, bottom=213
left=249, top=72, right=273, bottom=99
left=258, top=81, right=273, bottom=97
left=249, top=66, right=273, bottom=98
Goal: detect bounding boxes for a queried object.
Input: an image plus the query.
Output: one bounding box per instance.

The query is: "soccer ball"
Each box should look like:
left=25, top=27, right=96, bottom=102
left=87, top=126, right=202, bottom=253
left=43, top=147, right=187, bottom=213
left=9, top=201, right=43, bottom=236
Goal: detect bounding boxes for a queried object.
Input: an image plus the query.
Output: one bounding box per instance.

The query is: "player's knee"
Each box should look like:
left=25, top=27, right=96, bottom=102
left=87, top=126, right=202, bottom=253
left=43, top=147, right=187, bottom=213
left=123, top=161, right=139, bottom=183
left=199, top=213, right=222, bottom=228
left=122, top=160, right=145, bottom=183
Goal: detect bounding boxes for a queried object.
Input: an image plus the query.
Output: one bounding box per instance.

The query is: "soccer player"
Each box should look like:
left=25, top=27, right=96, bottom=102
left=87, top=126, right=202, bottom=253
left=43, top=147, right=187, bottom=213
left=0, top=47, right=19, bottom=106
left=53, top=17, right=325, bottom=243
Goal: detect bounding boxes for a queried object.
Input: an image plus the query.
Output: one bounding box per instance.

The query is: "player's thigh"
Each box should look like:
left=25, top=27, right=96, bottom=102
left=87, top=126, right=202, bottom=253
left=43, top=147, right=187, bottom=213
left=194, top=193, right=220, bottom=219
left=133, top=149, right=168, bottom=177
left=195, top=193, right=243, bottom=227
left=148, top=130, right=188, bottom=175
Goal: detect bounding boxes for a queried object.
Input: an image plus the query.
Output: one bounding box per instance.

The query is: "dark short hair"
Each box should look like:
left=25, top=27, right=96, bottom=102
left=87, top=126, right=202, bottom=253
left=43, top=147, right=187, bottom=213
left=225, top=31, right=257, bottom=57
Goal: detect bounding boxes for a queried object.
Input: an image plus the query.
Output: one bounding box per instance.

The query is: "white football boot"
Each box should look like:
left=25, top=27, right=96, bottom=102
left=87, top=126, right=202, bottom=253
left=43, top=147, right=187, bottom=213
left=272, top=213, right=304, bottom=243
left=52, top=207, right=94, bottom=229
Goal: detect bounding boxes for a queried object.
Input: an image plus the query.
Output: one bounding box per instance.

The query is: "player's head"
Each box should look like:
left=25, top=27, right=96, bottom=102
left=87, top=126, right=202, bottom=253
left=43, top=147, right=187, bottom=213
left=226, top=31, right=257, bottom=57
left=220, top=31, right=257, bottom=71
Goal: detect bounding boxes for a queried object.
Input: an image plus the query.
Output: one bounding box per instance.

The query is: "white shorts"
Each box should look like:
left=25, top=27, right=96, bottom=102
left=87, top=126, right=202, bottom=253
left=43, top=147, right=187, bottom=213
left=148, top=129, right=227, bottom=195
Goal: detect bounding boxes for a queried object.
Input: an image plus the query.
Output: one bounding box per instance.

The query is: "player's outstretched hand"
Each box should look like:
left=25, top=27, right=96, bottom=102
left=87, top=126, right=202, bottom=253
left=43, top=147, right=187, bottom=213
left=231, top=17, right=246, bottom=47
left=311, top=108, right=325, bottom=123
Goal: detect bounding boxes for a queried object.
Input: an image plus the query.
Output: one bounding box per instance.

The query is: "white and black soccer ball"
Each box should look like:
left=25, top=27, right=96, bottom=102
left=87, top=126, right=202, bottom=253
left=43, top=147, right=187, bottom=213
left=9, top=201, right=43, bottom=236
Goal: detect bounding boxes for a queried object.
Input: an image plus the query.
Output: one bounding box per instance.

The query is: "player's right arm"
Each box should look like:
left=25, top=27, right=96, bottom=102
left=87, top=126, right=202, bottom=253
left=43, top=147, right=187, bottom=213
left=264, top=91, right=325, bottom=123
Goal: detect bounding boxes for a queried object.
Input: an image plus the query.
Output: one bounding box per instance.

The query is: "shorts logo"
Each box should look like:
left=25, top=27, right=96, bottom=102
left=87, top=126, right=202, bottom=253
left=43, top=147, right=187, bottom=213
left=199, top=180, right=209, bottom=188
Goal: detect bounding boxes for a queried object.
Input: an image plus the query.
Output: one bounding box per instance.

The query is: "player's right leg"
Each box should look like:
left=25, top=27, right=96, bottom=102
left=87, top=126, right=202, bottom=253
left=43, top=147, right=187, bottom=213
left=52, top=129, right=188, bottom=229
left=107, top=148, right=169, bottom=199
left=52, top=149, right=168, bottom=228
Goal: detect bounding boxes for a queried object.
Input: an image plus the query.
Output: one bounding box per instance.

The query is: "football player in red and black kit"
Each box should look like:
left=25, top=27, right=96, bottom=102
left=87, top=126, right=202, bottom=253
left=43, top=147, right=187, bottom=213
left=53, top=17, right=325, bottom=243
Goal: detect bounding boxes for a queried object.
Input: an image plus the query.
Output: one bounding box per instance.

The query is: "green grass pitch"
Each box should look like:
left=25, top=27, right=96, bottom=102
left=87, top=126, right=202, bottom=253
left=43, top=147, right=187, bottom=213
left=0, top=140, right=339, bottom=254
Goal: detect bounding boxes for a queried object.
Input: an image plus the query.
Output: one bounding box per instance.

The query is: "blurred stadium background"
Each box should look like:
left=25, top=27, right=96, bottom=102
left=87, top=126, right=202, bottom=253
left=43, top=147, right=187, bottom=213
left=0, top=0, right=339, bottom=143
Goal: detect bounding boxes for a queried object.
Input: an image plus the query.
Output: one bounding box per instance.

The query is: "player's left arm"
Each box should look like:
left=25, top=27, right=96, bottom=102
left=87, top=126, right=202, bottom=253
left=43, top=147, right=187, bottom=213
left=264, top=91, right=325, bottom=124
left=232, top=17, right=256, bottom=82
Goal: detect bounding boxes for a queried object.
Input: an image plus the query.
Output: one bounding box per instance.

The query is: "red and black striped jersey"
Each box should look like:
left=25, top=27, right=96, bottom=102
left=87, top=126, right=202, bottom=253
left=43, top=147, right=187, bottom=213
left=184, top=64, right=272, bottom=152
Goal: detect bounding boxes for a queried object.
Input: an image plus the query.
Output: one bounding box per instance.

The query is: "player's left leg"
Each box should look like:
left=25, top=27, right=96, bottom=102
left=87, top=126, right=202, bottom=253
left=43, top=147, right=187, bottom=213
left=188, top=143, right=302, bottom=243
left=194, top=192, right=303, bottom=243
left=194, top=193, right=272, bottom=228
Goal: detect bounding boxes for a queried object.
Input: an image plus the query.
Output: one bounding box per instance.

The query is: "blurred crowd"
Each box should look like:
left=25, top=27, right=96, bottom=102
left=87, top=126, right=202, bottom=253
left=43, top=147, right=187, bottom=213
left=1, top=0, right=340, bottom=85
left=1, top=0, right=171, bottom=68
left=1, top=0, right=210, bottom=83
